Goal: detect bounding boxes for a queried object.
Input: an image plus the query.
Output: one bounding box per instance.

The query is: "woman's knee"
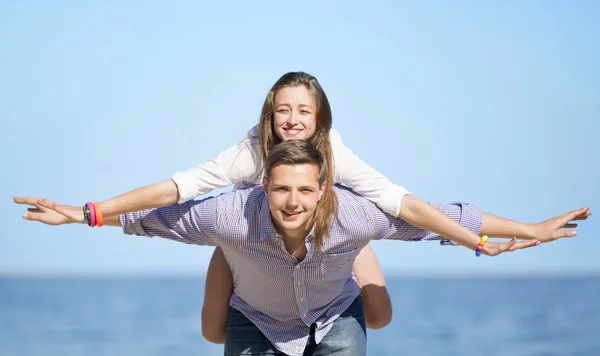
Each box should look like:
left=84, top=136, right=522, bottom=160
left=202, top=320, right=226, bottom=344
left=364, top=300, right=392, bottom=329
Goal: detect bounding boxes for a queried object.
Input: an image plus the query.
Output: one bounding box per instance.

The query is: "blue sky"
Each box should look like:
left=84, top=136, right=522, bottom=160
left=2, top=1, right=599, bottom=276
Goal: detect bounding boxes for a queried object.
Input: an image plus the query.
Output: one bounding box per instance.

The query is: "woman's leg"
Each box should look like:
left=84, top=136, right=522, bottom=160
left=201, top=247, right=233, bottom=344
left=352, top=243, right=392, bottom=329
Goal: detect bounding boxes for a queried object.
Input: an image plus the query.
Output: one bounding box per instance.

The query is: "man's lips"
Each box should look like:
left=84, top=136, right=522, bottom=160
left=282, top=210, right=302, bottom=218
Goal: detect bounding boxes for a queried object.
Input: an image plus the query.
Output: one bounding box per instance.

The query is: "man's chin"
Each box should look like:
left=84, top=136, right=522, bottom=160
left=279, top=221, right=305, bottom=232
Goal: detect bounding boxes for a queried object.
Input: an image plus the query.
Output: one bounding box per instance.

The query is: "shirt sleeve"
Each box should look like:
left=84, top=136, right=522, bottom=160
left=330, top=128, right=410, bottom=216
left=369, top=201, right=483, bottom=243
left=171, top=125, right=263, bottom=204
left=120, top=197, right=219, bottom=246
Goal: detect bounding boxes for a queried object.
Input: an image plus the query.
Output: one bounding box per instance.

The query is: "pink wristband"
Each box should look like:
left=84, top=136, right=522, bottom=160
left=86, top=202, right=96, bottom=227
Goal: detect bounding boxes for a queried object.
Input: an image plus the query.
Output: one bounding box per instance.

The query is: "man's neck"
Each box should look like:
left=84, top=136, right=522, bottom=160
left=274, top=225, right=312, bottom=259
left=281, top=233, right=309, bottom=261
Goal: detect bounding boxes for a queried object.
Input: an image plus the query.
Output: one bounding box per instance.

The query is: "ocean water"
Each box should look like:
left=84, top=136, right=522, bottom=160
left=1, top=276, right=598, bottom=356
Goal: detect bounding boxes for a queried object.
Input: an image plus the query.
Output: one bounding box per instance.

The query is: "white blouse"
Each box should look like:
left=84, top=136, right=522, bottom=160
left=171, top=125, right=409, bottom=216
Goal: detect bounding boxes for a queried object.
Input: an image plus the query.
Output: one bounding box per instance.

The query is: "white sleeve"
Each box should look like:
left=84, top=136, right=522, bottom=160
left=171, top=126, right=263, bottom=204
left=331, top=128, right=410, bottom=216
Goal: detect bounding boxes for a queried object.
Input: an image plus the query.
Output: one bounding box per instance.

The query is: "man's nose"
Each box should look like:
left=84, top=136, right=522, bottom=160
left=287, top=191, right=299, bottom=206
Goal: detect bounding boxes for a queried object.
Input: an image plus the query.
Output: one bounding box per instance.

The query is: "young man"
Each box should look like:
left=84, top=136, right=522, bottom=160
left=15, top=140, right=590, bottom=356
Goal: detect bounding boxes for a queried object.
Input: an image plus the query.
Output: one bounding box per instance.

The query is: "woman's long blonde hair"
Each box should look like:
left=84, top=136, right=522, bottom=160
left=258, top=72, right=337, bottom=250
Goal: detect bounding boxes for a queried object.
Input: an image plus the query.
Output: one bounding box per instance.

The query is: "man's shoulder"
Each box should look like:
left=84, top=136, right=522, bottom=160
left=334, top=184, right=373, bottom=207
left=333, top=184, right=382, bottom=218
left=209, top=186, right=265, bottom=239
left=213, top=186, right=265, bottom=210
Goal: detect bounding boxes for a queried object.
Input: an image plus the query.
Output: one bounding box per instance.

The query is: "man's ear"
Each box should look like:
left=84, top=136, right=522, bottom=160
left=262, top=176, right=269, bottom=197
left=318, top=182, right=326, bottom=201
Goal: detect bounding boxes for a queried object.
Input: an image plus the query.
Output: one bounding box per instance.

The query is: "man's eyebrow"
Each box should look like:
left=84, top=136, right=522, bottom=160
left=298, top=185, right=316, bottom=190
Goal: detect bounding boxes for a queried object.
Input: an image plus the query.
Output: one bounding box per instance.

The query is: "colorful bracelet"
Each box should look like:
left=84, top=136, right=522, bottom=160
left=82, top=204, right=92, bottom=226
left=93, top=202, right=104, bottom=227
left=86, top=202, right=96, bottom=227
left=475, top=235, right=488, bottom=257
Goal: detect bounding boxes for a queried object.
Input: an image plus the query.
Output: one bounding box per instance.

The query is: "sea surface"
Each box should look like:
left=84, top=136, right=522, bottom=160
left=1, top=276, right=598, bottom=356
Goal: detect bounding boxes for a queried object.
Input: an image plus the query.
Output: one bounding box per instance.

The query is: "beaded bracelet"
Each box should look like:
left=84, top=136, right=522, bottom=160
left=475, top=235, right=488, bottom=257
left=82, top=203, right=94, bottom=226
left=93, top=202, right=104, bottom=227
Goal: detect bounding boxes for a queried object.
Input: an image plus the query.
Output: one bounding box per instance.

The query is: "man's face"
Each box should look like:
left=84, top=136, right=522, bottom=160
left=263, top=163, right=325, bottom=240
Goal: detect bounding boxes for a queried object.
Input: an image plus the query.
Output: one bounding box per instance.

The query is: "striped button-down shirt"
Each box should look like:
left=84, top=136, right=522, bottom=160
left=121, top=185, right=482, bottom=356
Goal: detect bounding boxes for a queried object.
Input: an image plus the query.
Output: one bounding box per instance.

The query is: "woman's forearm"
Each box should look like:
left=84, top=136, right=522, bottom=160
left=398, top=195, right=481, bottom=249
left=99, top=180, right=180, bottom=217
left=480, top=212, right=535, bottom=239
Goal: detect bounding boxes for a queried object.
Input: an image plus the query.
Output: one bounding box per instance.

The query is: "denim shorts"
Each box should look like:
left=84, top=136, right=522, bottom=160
left=224, top=297, right=366, bottom=356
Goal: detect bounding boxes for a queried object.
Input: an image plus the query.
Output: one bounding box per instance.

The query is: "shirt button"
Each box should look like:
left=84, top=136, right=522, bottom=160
left=300, top=298, right=303, bottom=301
left=297, top=282, right=301, bottom=285
left=296, top=265, right=301, bottom=269
left=303, top=313, right=307, bottom=317
left=295, top=346, right=303, bottom=354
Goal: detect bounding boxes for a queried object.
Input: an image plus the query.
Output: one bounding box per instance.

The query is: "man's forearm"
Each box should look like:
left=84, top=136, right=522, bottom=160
left=480, top=212, right=535, bottom=239
left=399, top=195, right=481, bottom=249
left=99, top=180, right=179, bottom=217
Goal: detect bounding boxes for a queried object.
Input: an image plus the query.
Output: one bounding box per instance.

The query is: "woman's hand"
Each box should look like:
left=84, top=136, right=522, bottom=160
left=530, top=207, right=591, bottom=243
left=14, top=197, right=85, bottom=226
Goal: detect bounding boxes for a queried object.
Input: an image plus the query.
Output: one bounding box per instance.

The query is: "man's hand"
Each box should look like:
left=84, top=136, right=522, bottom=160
left=483, top=237, right=541, bottom=256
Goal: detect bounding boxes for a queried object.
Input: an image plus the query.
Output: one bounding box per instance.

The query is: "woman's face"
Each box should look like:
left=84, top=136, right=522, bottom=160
left=273, top=85, right=317, bottom=142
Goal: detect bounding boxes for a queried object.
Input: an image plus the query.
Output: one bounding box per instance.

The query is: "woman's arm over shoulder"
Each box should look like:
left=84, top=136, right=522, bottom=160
left=329, top=128, right=410, bottom=216
left=172, top=125, right=263, bottom=203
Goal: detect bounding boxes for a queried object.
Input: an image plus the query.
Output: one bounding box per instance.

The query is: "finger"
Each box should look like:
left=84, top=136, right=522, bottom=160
left=500, top=237, right=517, bottom=252
left=562, top=223, right=577, bottom=229
left=562, top=207, right=590, bottom=224
left=41, top=201, right=83, bottom=221
left=27, top=208, right=41, bottom=213
left=553, top=229, right=577, bottom=239
left=13, top=196, right=43, bottom=207
left=37, top=199, right=55, bottom=209
left=572, top=212, right=591, bottom=221
left=21, top=212, right=42, bottom=222
left=37, top=199, right=69, bottom=216
left=52, top=204, right=78, bottom=219
left=509, top=239, right=541, bottom=251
